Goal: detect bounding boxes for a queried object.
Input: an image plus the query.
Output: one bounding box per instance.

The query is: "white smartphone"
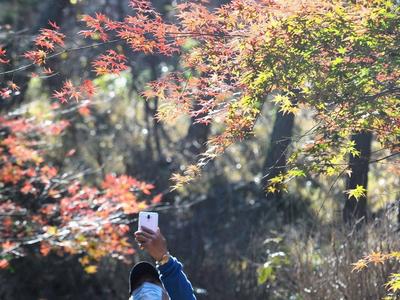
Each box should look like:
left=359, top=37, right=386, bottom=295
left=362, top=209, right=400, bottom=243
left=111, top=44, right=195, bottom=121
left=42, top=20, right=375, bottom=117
left=138, top=211, right=158, bottom=232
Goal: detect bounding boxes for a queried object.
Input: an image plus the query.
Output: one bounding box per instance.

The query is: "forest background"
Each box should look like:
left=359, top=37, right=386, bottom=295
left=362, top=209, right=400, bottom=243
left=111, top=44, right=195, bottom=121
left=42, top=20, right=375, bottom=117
left=0, top=0, right=399, bottom=299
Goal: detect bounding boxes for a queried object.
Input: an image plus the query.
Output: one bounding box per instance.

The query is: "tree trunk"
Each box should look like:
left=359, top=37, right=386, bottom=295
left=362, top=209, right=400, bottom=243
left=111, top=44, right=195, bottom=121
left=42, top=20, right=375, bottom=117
left=398, top=197, right=400, bottom=229
left=262, top=108, right=295, bottom=202
left=343, top=131, right=372, bottom=225
left=184, top=109, right=210, bottom=156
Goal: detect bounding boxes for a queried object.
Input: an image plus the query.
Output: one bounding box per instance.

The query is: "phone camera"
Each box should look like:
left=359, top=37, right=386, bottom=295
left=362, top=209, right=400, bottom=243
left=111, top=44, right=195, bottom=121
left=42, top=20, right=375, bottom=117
left=147, top=215, right=150, bottom=219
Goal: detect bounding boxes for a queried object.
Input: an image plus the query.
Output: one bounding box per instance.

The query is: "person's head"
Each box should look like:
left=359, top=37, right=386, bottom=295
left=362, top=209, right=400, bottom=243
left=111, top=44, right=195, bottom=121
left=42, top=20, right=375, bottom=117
left=129, top=261, right=169, bottom=300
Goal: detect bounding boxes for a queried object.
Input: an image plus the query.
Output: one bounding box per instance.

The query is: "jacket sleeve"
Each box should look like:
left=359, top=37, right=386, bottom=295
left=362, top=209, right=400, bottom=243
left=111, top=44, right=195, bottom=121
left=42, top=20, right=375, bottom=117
left=157, top=256, right=197, bottom=300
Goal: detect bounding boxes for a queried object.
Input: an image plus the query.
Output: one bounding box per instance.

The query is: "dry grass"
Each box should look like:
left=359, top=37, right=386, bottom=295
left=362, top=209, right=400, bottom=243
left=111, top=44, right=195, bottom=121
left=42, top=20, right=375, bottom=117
left=272, top=215, right=400, bottom=300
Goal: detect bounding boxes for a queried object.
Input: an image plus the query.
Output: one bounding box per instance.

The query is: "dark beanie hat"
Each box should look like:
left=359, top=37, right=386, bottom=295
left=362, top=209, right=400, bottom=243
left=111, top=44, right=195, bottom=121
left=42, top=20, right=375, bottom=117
left=129, top=261, right=161, bottom=295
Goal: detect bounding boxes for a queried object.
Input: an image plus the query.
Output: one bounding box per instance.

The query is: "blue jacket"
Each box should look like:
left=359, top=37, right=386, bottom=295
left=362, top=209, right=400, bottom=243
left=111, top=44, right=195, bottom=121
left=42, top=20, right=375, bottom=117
left=157, top=256, right=197, bottom=300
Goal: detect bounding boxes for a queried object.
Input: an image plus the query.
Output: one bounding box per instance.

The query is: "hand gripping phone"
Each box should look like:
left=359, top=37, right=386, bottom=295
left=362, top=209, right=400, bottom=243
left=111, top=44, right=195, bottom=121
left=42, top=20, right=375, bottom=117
left=138, top=211, right=158, bottom=232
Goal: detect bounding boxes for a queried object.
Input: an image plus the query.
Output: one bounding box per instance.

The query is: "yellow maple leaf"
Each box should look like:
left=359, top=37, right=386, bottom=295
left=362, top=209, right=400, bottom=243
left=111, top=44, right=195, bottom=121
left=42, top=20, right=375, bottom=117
left=47, top=226, right=58, bottom=235
left=84, top=265, right=97, bottom=274
left=366, top=251, right=385, bottom=265
left=351, top=259, right=368, bottom=272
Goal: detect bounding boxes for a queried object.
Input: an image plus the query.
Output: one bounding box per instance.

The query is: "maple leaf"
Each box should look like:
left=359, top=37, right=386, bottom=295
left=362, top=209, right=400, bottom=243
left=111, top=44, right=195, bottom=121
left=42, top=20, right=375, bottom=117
left=53, top=80, right=88, bottom=103
left=151, top=193, right=163, bottom=204
left=2, top=241, right=17, bottom=252
left=40, top=204, right=56, bottom=216
left=92, top=50, right=128, bottom=75
left=37, top=28, right=65, bottom=47
left=42, top=67, right=53, bottom=75
left=7, top=81, right=19, bottom=91
left=141, top=183, right=155, bottom=195
left=0, top=259, right=9, bottom=269
left=78, top=30, right=95, bottom=39
left=129, top=0, right=153, bottom=13
left=80, top=79, right=96, bottom=98
left=64, top=80, right=74, bottom=90
left=46, top=226, right=58, bottom=235
left=118, top=224, right=130, bottom=234
left=351, top=259, right=368, bottom=272
left=0, top=47, right=9, bottom=64
left=24, top=50, right=47, bottom=65
left=41, top=165, right=58, bottom=181
left=366, top=251, right=386, bottom=265
left=80, top=13, right=110, bottom=42
left=48, top=20, right=60, bottom=30
left=20, top=181, right=35, bottom=194
left=70, top=90, right=82, bottom=102
left=78, top=105, right=91, bottom=117
left=385, top=273, right=400, bottom=293
left=345, top=185, right=367, bottom=201
left=84, top=265, right=98, bottom=274
left=40, top=242, right=51, bottom=256
left=0, top=88, right=12, bottom=99
left=2, top=217, right=13, bottom=229
left=52, top=90, right=67, bottom=103
left=35, top=39, right=55, bottom=50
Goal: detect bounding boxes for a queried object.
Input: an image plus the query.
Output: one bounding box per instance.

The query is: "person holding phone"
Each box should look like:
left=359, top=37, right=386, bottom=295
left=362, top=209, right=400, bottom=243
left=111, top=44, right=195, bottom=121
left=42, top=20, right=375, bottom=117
left=130, top=212, right=196, bottom=300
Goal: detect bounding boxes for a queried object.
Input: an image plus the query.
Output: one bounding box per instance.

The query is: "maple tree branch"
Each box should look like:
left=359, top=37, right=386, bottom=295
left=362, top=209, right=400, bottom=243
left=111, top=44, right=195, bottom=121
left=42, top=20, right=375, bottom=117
left=0, top=212, right=27, bottom=216
left=368, top=151, right=400, bottom=164
left=166, top=31, right=248, bottom=38
left=0, top=29, right=248, bottom=77
left=364, top=86, right=400, bottom=101
left=0, top=39, right=121, bottom=76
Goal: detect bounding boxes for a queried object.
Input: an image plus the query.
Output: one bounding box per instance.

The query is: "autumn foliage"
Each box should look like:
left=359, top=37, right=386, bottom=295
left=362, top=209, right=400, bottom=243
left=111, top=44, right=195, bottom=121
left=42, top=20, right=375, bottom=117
left=0, top=0, right=399, bottom=282
left=0, top=113, right=160, bottom=271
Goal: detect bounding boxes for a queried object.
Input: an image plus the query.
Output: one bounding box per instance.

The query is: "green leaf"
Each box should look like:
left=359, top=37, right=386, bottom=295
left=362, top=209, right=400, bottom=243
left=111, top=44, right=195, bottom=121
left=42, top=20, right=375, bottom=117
left=337, top=46, right=347, bottom=54
left=385, top=273, right=400, bottom=292
left=257, top=262, right=275, bottom=285
left=287, top=168, right=306, bottom=178
left=346, top=185, right=367, bottom=200
left=257, top=252, right=287, bottom=285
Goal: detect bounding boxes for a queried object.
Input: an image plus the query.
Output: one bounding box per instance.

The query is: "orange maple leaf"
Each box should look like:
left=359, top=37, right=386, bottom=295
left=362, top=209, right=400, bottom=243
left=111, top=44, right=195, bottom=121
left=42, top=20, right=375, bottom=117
left=0, top=259, right=9, bottom=269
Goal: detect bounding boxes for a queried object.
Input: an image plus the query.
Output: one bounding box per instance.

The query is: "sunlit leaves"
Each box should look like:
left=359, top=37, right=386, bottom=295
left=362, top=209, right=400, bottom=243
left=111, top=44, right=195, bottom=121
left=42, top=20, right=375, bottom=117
left=23, top=21, right=65, bottom=66
left=34, top=23, right=65, bottom=50
left=92, top=50, right=128, bottom=75
left=257, top=252, right=288, bottom=285
left=345, top=184, right=367, bottom=200
left=53, top=80, right=96, bottom=103
left=2, top=0, right=400, bottom=190
left=23, top=49, right=47, bottom=66
left=0, top=114, right=159, bottom=272
left=353, top=251, right=400, bottom=298
left=81, top=79, right=96, bottom=97
left=386, top=273, right=400, bottom=293
left=156, top=0, right=400, bottom=186
left=84, top=265, right=98, bottom=274
left=351, top=259, right=369, bottom=272
left=171, top=165, right=201, bottom=190
left=352, top=251, right=396, bottom=272
left=80, top=4, right=179, bottom=55
left=80, top=13, right=113, bottom=41
left=287, top=168, right=306, bottom=178
left=272, top=94, right=299, bottom=115
left=1, top=0, right=399, bottom=276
